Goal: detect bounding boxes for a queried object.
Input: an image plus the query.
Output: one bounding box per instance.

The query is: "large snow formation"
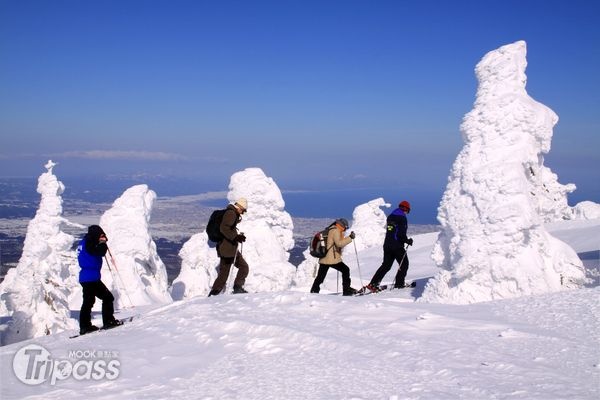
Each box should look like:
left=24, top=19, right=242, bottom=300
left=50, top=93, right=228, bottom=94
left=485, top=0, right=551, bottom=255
left=422, top=41, right=587, bottom=304
left=170, top=232, right=219, bottom=300
left=223, top=168, right=296, bottom=292
left=0, top=161, right=78, bottom=344
left=572, top=201, right=600, bottom=220
left=171, top=168, right=297, bottom=297
left=98, top=185, right=172, bottom=307
left=349, top=197, right=389, bottom=252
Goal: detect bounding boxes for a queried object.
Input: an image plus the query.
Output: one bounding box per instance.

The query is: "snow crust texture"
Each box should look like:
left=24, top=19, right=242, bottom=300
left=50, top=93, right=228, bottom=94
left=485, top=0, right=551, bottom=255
left=0, top=161, right=77, bottom=344
left=422, top=41, right=587, bottom=304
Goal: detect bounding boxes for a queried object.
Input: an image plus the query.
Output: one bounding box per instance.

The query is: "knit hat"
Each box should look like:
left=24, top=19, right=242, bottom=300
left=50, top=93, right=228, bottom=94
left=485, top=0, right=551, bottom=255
left=399, top=200, right=411, bottom=212
left=235, top=198, right=248, bottom=211
left=336, top=218, right=349, bottom=230
left=87, top=225, right=105, bottom=241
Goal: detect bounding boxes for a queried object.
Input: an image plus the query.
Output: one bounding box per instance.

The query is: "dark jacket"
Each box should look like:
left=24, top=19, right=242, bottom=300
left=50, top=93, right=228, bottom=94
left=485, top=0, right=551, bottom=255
left=217, top=204, right=242, bottom=258
left=384, top=208, right=409, bottom=249
left=78, top=226, right=108, bottom=282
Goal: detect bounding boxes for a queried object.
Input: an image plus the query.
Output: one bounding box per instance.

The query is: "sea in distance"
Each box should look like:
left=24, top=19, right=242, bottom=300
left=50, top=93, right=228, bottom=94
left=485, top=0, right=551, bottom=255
left=0, top=176, right=442, bottom=224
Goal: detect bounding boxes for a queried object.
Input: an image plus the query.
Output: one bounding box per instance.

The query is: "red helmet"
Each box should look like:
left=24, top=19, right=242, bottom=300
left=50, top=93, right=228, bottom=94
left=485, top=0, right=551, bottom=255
left=399, top=200, right=411, bottom=212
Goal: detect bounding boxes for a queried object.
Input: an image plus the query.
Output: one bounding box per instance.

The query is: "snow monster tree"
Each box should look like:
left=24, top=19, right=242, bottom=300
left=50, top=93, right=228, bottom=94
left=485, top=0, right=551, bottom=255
left=421, top=41, right=587, bottom=304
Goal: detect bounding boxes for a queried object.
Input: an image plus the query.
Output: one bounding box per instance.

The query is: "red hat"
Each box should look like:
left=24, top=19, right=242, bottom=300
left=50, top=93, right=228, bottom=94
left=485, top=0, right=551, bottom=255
left=399, top=201, right=411, bottom=212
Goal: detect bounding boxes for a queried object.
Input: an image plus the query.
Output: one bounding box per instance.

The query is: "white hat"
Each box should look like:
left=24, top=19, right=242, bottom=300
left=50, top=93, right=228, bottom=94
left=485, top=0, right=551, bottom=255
left=235, top=197, right=248, bottom=210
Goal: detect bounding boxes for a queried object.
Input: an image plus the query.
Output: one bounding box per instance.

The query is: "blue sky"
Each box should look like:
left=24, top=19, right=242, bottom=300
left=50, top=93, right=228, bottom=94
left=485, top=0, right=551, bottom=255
left=1, top=0, right=599, bottom=211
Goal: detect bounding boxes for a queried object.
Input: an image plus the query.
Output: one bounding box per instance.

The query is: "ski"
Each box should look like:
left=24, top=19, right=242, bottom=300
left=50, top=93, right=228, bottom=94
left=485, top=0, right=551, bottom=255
left=69, top=315, right=136, bottom=339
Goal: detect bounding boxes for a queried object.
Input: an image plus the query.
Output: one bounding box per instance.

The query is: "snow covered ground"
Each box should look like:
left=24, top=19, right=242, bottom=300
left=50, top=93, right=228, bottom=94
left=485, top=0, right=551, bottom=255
left=1, top=219, right=598, bottom=400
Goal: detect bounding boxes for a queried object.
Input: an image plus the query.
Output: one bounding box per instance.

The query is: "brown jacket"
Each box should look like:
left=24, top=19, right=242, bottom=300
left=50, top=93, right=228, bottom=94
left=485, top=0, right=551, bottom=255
left=217, top=204, right=242, bottom=258
left=319, top=223, right=352, bottom=265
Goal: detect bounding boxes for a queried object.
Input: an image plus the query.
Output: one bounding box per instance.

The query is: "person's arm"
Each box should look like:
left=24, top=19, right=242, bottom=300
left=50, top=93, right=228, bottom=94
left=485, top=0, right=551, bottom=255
left=85, top=236, right=108, bottom=257
left=220, top=209, right=239, bottom=242
left=332, top=228, right=352, bottom=249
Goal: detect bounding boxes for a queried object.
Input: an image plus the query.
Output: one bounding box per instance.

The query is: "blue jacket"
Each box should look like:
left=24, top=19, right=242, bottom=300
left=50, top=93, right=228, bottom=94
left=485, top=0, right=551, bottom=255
left=77, top=236, right=107, bottom=283
left=384, top=208, right=409, bottom=249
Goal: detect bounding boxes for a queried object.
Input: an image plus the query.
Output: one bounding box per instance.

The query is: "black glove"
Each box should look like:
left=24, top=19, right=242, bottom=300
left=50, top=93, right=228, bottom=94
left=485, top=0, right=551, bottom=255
left=235, top=234, right=246, bottom=243
left=349, top=231, right=356, bottom=239
left=406, top=238, right=413, bottom=246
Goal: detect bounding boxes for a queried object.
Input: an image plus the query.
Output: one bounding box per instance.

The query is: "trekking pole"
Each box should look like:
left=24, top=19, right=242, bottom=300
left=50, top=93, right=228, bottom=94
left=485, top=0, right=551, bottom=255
left=392, top=243, right=410, bottom=289
left=225, top=242, right=240, bottom=294
left=106, top=247, right=135, bottom=308
left=352, top=240, right=364, bottom=289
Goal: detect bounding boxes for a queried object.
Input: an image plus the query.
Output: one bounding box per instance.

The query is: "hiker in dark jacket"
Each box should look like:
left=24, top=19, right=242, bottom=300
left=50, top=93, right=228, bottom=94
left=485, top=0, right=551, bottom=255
left=310, top=218, right=358, bottom=296
left=209, top=198, right=249, bottom=296
left=77, top=225, right=122, bottom=334
left=366, top=201, right=414, bottom=292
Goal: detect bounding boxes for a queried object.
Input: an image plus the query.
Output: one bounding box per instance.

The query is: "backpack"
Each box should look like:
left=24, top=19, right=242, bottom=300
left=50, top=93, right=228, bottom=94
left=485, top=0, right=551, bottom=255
left=206, top=209, right=227, bottom=242
left=309, top=224, right=335, bottom=258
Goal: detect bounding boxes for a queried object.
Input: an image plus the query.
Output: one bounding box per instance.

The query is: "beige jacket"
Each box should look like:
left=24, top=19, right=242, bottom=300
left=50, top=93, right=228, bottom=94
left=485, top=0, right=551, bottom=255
left=319, top=224, right=352, bottom=265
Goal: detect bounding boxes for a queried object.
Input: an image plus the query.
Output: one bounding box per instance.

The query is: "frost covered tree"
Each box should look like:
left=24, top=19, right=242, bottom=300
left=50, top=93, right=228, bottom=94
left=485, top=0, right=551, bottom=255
left=98, top=184, right=172, bottom=306
left=349, top=198, right=390, bottom=252
left=0, top=161, right=78, bottom=344
left=226, top=168, right=296, bottom=292
left=170, top=232, right=219, bottom=300
left=421, top=41, right=587, bottom=304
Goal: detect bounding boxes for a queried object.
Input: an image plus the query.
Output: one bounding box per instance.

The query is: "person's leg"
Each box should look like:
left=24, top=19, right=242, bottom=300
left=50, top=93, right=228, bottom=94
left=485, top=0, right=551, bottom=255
left=330, top=262, right=353, bottom=295
left=370, top=249, right=395, bottom=286
left=393, top=250, right=409, bottom=287
left=210, top=257, right=233, bottom=295
left=79, top=282, right=96, bottom=329
left=94, top=281, right=116, bottom=325
left=233, top=253, right=249, bottom=289
left=310, top=264, right=330, bottom=293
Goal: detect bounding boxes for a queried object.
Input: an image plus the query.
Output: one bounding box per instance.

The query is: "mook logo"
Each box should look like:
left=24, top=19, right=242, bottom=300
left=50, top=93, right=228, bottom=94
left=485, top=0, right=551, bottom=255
left=12, top=344, right=121, bottom=385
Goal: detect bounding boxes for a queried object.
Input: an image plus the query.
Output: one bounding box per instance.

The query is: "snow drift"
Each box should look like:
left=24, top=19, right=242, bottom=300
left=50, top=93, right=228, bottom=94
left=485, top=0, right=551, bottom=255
left=422, top=41, right=588, bottom=304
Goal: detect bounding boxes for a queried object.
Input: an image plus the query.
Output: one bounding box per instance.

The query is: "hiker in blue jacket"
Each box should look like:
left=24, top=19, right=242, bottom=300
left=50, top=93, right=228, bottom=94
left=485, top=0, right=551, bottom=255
left=366, top=201, right=414, bottom=292
left=77, top=225, right=122, bottom=334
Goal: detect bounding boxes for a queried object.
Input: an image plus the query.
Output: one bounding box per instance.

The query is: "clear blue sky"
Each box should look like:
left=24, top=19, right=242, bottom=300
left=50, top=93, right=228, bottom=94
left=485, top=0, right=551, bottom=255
left=1, top=0, right=598, bottom=206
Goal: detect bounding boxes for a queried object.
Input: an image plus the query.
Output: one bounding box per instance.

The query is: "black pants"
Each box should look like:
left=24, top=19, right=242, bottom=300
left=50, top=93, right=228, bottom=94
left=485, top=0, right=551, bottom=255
left=370, top=246, right=409, bottom=287
left=80, top=280, right=115, bottom=328
left=311, top=262, right=352, bottom=294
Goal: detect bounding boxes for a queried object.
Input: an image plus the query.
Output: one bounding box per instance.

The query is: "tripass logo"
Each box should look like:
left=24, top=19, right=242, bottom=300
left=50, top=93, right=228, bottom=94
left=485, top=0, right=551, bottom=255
left=12, top=344, right=121, bottom=385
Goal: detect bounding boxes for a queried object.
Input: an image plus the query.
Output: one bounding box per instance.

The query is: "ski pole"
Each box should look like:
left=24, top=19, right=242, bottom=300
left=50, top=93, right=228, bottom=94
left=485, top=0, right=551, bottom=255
left=352, top=239, right=364, bottom=289
left=106, top=247, right=135, bottom=308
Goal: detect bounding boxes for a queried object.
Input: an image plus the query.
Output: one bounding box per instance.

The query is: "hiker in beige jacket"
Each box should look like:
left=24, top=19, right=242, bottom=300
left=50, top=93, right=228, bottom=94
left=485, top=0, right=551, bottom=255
left=310, top=218, right=358, bottom=296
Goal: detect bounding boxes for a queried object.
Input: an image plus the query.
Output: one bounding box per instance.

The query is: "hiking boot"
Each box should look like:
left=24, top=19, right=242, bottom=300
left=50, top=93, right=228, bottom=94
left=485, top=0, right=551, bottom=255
left=366, top=283, right=382, bottom=293
left=208, top=289, right=221, bottom=297
left=343, top=287, right=358, bottom=296
left=103, top=319, right=123, bottom=330
left=232, top=285, right=248, bottom=294
left=79, top=325, right=99, bottom=335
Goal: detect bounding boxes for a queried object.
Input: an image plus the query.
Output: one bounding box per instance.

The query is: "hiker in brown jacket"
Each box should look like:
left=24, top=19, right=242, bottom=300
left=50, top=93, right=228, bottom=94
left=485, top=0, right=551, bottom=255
left=209, top=198, right=249, bottom=296
left=310, top=218, right=358, bottom=296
